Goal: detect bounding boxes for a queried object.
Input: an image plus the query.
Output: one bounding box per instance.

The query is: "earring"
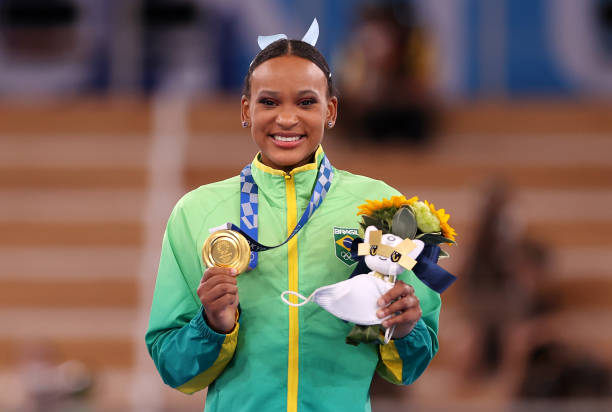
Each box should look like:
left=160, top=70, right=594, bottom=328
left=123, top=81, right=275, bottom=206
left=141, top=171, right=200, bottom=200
left=327, top=121, right=334, bottom=128
left=242, top=121, right=249, bottom=128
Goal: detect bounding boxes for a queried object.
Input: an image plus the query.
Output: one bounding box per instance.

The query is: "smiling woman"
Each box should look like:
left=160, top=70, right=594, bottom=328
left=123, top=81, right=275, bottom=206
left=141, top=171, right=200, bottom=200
left=242, top=55, right=337, bottom=172
left=146, top=24, right=441, bottom=412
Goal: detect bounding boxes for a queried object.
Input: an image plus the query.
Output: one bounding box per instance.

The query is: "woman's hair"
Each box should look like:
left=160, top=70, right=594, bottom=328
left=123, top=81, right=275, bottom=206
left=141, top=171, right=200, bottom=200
left=242, top=39, right=335, bottom=98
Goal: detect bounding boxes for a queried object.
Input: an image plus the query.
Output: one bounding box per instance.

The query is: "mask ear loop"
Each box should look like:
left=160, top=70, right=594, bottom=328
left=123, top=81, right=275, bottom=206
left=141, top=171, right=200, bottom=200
left=384, top=326, right=395, bottom=344
left=383, top=264, right=398, bottom=344
left=281, top=290, right=313, bottom=307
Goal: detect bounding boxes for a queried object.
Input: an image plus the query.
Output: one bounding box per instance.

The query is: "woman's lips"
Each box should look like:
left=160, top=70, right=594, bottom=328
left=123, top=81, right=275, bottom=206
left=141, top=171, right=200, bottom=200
left=269, top=134, right=306, bottom=148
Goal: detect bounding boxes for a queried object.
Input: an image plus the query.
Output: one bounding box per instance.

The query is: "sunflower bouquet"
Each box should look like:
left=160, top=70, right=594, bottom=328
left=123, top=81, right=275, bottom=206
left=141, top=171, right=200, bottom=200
left=345, top=195, right=457, bottom=346
left=357, top=195, right=456, bottom=258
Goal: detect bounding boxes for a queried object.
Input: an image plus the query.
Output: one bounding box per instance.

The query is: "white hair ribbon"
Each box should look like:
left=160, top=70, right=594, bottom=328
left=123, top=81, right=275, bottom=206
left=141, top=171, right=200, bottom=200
left=257, top=33, right=287, bottom=50
left=301, top=18, right=319, bottom=47
left=257, top=18, right=319, bottom=50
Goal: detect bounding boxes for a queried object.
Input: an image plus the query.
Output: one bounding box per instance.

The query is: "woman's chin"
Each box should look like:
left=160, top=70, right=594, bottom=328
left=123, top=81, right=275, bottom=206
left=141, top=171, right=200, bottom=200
left=259, top=136, right=322, bottom=172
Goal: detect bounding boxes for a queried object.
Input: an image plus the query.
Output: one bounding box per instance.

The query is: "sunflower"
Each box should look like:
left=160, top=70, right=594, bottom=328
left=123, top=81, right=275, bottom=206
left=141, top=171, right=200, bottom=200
left=357, top=195, right=418, bottom=216
left=424, top=200, right=457, bottom=242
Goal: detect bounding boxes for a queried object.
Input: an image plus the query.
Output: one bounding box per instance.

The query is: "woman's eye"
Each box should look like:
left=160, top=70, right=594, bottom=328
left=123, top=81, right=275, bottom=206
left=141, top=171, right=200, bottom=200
left=259, top=98, right=276, bottom=106
left=299, top=98, right=316, bottom=106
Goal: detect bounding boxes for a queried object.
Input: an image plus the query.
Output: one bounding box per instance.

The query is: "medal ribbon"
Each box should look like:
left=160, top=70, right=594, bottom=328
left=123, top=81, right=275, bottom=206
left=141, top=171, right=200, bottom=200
left=230, top=154, right=334, bottom=269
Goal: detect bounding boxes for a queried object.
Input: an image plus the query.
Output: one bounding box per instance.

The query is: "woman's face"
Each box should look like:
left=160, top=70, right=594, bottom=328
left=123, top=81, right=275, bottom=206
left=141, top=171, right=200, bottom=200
left=242, top=55, right=337, bottom=172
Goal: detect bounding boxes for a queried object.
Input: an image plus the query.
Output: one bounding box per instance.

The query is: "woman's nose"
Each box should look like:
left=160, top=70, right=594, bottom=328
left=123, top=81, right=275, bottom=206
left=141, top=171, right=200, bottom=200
left=275, top=109, right=299, bottom=128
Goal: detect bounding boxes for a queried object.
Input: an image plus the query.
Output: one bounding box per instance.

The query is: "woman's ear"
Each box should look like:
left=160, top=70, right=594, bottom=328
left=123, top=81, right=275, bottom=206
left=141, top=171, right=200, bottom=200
left=241, top=95, right=251, bottom=124
left=326, top=96, right=338, bottom=125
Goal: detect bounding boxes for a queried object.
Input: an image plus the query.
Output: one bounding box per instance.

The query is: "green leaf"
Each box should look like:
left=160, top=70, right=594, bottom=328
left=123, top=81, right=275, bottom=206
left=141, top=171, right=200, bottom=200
left=361, top=215, right=381, bottom=230
left=382, top=219, right=393, bottom=234
left=391, top=206, right=418, bottom=239
left=370, top=209, right=396, bottom=234
left=416, top=231, right=440, bottom=238
left=345, top=324, right=384, bottom=346
left=418, top=233, right=456, bottom=245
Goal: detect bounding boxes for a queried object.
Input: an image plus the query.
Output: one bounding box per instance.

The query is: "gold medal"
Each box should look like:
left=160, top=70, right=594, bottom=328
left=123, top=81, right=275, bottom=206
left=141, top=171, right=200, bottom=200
left=202, top=229, right=251, bottom=274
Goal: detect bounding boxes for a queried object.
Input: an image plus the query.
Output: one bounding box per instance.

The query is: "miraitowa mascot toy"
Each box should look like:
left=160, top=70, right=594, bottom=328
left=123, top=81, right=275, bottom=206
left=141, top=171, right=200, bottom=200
left=282, top=195, right=457, bottom=345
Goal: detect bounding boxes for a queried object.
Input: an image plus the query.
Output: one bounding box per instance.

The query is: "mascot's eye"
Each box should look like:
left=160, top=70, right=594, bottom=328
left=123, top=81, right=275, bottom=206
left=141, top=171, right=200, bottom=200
left=369, top=245, right=378, bottom=256
left=390, top=251, right=401, bottom=262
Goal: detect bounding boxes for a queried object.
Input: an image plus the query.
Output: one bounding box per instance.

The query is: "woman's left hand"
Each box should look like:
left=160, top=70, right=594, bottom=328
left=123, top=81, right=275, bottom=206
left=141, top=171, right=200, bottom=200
left=376, top=280, right=422, bottom=339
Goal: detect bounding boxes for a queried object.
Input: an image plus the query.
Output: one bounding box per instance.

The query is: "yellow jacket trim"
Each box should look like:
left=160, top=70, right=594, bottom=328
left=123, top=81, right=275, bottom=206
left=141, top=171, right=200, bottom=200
left=285, top=173, right=299, bottom=412
left=376, top=340, right=403, bottom=384
left=176, top=316, right=240, bottom=394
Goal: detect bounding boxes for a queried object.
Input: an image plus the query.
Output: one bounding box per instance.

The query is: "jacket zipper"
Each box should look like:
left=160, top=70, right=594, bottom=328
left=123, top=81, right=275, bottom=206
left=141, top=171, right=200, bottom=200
left=285, top=172, right=299, bottom=412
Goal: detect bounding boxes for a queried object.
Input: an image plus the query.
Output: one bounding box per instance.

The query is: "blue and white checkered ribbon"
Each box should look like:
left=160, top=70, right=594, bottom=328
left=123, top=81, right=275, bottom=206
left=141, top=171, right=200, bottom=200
left=227, top=154, right=334, bottom=269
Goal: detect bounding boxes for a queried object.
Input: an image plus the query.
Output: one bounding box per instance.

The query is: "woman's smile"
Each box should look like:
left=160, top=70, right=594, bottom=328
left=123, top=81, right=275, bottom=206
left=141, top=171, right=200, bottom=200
left=270, top=132, right=306, bottom=147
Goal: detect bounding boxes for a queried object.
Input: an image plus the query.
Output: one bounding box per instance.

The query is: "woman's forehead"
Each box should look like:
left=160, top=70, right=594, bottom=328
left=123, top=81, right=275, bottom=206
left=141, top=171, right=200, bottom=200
left=250, top=55, right=327, bottom=94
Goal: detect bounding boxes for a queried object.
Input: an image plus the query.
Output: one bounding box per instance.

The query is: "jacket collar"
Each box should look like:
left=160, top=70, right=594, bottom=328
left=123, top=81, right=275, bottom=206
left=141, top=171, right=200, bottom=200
left=250, top=146, right=327, bottom=208
left=251, top=145, right=324, bottom=177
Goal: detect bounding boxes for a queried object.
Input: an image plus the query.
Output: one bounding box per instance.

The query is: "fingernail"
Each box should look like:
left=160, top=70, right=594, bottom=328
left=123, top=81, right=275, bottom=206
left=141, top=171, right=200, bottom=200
left=376, top=310, right=384, bottom=318
left=377, top=298, right=384, bottom=306
left=382, top=321, right=389, bottom=328
left=230, top=268, right=237, bottom=275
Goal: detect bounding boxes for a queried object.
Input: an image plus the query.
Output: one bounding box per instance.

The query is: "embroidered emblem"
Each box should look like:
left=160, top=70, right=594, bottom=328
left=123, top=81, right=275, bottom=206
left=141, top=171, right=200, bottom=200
left=333, top=227, right=358, bottom=266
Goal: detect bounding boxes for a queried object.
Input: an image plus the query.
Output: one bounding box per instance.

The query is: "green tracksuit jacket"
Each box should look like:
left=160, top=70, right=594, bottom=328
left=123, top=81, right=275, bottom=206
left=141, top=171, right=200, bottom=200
left=146, top=147, right=441, bottom=412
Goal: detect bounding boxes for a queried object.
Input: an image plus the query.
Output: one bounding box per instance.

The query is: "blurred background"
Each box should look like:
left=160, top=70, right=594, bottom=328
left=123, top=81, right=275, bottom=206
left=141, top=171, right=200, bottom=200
left=0, top=0, right=611, bottom=411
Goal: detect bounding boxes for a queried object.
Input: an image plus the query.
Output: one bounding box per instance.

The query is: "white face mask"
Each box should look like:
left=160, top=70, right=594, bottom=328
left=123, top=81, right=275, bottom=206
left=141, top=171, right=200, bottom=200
left=280, top=274, right=394, bottom=325
left=280, top=227, right=425, bottom=343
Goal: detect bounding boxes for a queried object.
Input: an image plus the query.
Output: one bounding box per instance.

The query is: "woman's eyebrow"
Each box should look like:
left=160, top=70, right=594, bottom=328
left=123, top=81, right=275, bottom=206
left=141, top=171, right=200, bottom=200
left=258, top=89, right=318, bottom=97
left=257, top=90, right=280, bottom=97
left=297, top=89, right=318, bottom=96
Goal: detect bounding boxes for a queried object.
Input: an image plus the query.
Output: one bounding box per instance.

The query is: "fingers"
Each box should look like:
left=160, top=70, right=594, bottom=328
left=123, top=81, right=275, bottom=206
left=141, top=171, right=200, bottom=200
left=199, top=267, right=240, bottom=334
left=380, top=303, right=421, bottom=328
left=382, top=299, right=423, bottom=328
left=377, top=294, right=419, bottom=318
left=210, top=292, right=239, bottom=308
left=198, top=267, right=239, bottom=306
left=376, top=281, right=422, bottom=328
left=377, top=280, right=414, bottom=307
left=200, top=271, right=238, bottom=289
left=203, top=282, right=238, bottom=303
left=201, top=266, right=237, bottom=282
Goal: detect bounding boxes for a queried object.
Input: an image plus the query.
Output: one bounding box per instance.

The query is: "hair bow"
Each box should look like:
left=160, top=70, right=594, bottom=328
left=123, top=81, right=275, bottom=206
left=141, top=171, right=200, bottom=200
left=257, top=18, right=319, bottom=50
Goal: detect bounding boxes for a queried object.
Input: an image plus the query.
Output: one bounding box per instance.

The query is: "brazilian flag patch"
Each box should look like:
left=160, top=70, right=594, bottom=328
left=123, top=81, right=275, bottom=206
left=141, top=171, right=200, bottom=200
left=333, top=227, right=358, bottom=266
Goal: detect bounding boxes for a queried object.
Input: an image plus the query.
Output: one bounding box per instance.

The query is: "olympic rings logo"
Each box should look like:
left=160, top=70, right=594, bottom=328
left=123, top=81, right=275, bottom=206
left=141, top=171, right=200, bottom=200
left=340, top=250, right=352, bottom=260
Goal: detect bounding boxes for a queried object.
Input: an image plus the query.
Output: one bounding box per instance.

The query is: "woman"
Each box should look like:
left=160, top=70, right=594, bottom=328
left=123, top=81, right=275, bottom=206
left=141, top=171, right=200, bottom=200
left=146, top=36, right=441, bottom=412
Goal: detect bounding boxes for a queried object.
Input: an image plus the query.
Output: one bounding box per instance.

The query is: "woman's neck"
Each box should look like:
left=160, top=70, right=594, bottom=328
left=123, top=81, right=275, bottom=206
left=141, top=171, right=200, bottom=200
left=260, top=152, right=317, bottom=174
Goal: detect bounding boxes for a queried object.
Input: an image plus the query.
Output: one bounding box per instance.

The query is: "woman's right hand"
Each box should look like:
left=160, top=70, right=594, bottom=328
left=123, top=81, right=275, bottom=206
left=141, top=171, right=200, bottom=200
left=197, top=267, right=239, bottom=334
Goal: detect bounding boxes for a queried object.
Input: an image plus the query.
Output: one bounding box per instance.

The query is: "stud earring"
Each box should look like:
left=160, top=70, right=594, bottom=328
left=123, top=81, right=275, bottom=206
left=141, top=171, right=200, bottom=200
left=327, top=121, right=334, bottom=128
left=242, top=121, right=249, bottom=128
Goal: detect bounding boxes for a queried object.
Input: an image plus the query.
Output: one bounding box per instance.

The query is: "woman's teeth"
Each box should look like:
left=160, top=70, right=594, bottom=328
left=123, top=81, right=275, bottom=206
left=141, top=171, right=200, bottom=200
left=272, top=135, right=302, bottom=142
